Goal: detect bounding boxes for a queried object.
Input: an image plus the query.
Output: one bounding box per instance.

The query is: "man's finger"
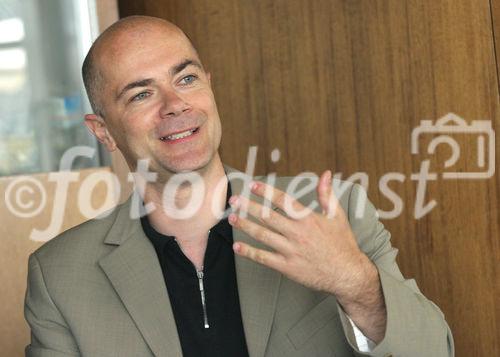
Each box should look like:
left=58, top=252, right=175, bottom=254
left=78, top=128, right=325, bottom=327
left=232, top=240, right=285, bottom=272
left=316, top=170, right=340, bottom=218
left=228, top=213, right=292, bottom=254
left=249, top=181, right=310, bottom=220
left=229, top=195, right=294, bottom=236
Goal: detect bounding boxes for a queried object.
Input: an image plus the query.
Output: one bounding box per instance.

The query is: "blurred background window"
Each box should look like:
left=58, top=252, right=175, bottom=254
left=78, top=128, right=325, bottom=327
left=0, top=0, right=106, bottom=177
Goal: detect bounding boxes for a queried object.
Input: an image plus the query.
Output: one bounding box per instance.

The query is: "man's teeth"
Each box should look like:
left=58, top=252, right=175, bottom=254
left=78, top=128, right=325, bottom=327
left=161, top=129, right=196, bottom=141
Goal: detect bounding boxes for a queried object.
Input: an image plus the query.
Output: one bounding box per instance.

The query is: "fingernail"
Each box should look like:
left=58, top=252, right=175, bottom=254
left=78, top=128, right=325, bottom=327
left=233, top=242, right=241, bottom=252
left=228, top=213, right=237, bottom=224
left=326, top=170, right=332, bottom=183
left=229, top=195, right=239, bottom=206
left=250, top=181, right=260, bottom=190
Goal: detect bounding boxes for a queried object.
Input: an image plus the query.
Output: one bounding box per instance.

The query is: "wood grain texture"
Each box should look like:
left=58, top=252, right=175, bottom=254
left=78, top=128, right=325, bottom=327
left=119, top=1, right=500, bottom=355
left=492, top=0, right=500, bottom=93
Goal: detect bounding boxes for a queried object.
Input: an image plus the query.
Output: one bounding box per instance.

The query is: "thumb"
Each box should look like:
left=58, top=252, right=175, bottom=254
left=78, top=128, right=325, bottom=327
left=317, top=170, right=339, bottom=217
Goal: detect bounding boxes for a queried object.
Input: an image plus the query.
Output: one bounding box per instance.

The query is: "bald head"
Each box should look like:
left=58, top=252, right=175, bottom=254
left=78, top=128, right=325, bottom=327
left=82, top=16, right=199, bottom=116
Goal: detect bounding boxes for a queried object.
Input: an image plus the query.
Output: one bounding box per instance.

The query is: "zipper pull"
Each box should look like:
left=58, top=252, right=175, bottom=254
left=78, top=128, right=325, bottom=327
left=197, top=270, right=209, bottom=329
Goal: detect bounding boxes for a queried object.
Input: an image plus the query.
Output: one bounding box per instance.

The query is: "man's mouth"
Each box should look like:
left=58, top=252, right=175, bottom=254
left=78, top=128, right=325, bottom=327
left=159, top=127, right=199, bottom=141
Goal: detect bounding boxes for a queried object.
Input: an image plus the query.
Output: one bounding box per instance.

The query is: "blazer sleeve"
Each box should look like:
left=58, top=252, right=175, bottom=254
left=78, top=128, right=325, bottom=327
left=24, top=253, right=81, bottom=357
left=343, top=183, right=455, bottom=357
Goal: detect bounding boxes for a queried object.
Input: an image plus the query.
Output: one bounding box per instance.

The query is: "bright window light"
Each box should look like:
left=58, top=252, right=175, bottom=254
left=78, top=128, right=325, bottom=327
left=0, top=48, right=26, bottom=70
left=0, top=18, right=25, bottom=43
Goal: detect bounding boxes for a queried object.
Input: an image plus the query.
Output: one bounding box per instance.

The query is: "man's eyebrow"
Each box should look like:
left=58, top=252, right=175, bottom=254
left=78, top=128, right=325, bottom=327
left=115, top=60, right=203, bottom=101
left=170, top=59, right=203, bottom=76
left=116, top=78, right=154, bottom=101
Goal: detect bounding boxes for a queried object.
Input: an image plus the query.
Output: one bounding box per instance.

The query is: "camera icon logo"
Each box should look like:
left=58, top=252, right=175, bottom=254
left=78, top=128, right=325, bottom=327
left=411, top=113, right=495, bottom=179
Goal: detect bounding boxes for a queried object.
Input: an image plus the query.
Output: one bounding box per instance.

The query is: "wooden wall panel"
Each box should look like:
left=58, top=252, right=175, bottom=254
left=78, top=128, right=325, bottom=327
left=492, top=0, right=500, bottom=92
left=118, top=1, right=500, bottom=356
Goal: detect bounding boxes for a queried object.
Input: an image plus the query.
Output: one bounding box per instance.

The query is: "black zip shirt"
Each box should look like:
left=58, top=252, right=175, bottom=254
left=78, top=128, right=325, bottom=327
left=140, top=183, right=249, bottom=357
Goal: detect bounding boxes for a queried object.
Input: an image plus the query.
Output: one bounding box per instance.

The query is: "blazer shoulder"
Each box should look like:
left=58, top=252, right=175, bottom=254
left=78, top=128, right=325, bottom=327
left=31, top=199, right=128, bottom=264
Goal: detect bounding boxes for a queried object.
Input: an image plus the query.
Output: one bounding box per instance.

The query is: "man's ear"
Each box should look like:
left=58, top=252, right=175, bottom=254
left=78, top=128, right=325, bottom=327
left=84, top=114, right=117, bottom=152
left=206, top=72, right=211, bottom=85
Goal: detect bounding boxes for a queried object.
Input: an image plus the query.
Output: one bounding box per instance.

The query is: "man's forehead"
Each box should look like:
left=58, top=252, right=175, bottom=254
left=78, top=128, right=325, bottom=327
left=94, top=24, right=200, bottom=83
left=96, top=22, right=191, bottom=58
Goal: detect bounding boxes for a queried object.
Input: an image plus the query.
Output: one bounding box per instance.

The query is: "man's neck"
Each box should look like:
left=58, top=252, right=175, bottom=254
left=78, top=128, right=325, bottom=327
left=142, top=159, right=228, bottom=269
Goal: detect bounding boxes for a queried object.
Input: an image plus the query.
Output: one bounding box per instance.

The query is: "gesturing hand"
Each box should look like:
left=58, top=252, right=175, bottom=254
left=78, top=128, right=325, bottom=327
left=228, top=170, right=387, bottom=342
left=228, top=170, right=373, bottom=297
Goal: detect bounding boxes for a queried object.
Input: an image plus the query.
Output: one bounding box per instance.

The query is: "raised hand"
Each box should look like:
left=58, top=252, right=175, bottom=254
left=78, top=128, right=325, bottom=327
left=228, top=170, right=387, bottom=342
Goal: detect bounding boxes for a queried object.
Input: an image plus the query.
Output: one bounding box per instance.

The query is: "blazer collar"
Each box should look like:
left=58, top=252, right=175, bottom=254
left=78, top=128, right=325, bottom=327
left=99, top=165, right=282, bottom=357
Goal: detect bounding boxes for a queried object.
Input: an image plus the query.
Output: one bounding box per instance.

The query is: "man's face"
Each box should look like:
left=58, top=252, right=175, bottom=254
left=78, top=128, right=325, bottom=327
left=93, top=25, right=222, bottom=176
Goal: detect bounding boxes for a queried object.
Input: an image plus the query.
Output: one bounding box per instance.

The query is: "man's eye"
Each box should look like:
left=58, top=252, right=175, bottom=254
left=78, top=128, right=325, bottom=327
left=179, top=75, right=198, bottom=85
left=131, top=92, right=150, bottom=101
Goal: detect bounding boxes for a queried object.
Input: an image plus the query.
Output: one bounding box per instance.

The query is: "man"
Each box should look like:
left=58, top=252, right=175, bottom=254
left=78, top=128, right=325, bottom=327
left=24, top=16, right=454, bottom=356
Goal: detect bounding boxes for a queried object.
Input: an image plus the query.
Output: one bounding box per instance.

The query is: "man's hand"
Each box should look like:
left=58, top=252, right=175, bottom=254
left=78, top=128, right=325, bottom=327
left=228, top=170, right=387, bottom=343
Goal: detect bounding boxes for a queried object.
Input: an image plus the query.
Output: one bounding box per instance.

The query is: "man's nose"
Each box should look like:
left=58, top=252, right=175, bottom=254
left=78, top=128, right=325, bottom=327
left=159, top=89, right=191, bottom=117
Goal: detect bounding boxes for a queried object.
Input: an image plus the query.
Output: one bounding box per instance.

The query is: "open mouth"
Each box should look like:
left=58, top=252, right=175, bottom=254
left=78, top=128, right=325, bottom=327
left=159, top=127, right=199, bottom=142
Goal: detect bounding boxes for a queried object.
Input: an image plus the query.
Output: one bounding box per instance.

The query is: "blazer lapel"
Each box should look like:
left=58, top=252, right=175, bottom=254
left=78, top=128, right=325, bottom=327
left=227, top=167, right=282, bottom=357
left=234, top=232, right=282, bottom=357
left=98, top=167, right=284, bottom=357
left=98, top=200, right=183, bottom=357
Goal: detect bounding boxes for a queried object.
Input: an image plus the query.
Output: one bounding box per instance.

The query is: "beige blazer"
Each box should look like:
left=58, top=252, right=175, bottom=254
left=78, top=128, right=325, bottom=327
left=25, top=167, right=454, bottom=356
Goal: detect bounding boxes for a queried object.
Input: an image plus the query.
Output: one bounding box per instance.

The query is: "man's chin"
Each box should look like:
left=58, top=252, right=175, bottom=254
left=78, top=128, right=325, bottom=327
left=160, top=154, right=221, bottom=176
